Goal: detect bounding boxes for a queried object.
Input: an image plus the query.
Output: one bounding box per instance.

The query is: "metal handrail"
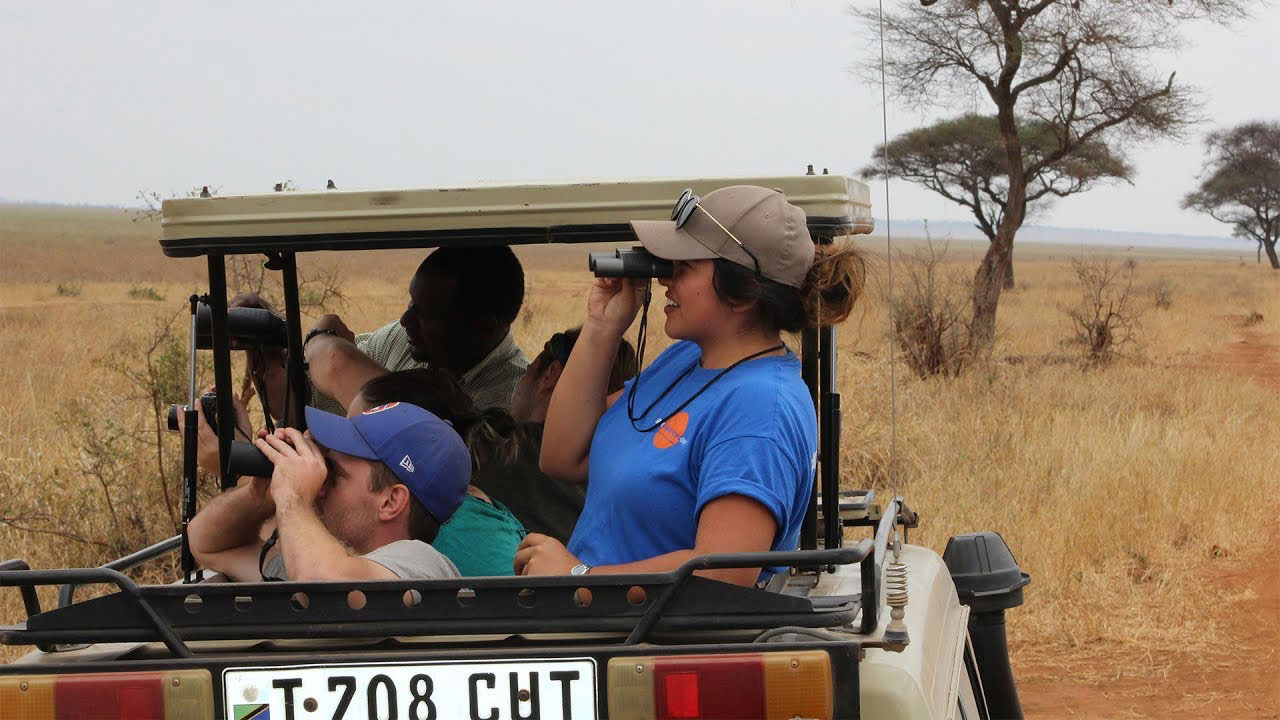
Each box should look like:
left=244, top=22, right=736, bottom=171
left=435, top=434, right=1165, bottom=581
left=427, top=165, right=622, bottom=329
left=58, top=534, right=182, bottom=608
left=0, top=559, right=41, bottom=618
left=4, top=545, right=871, bottom=657
left=3, top=566, right=191, bottom=658
left=626, top=545, right=869, bottom=644
left=860, top=496, right=911, bottom=634
left=10, top=512, right=916, bottom=650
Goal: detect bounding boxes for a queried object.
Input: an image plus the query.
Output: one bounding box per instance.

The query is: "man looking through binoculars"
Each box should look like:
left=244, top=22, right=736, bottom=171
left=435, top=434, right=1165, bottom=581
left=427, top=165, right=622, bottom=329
left=187, top=403, right=469, bottom=582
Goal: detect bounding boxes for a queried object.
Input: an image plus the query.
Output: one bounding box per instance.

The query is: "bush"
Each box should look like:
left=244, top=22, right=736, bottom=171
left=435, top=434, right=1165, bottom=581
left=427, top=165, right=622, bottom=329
left=56, top=282, right=83, bottom=297
left=2, top=314, right=214, bottom=562
left=891, top=234, right=974, bottom=378
left=1150, top=276, right=1175, bottom=310
left=1063, top=256, right=1143, bottom=363
left=226, top=255, right=346, bottom=318
left=128, top=285, right=165, bottom=301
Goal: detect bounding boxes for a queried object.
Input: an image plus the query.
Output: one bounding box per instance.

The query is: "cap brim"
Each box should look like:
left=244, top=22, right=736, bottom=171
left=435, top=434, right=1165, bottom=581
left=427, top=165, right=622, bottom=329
left=630, top=220, right=719, bottom=261
left=304, top=406, right=378, bottom=461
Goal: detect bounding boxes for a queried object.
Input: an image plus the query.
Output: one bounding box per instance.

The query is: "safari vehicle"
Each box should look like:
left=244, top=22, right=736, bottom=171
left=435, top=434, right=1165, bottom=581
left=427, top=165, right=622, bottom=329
left=1, top=175, right=1030, bottom=719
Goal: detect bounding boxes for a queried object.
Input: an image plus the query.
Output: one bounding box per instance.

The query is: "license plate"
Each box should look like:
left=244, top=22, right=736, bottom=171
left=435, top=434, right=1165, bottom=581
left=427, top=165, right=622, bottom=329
left=223, top=657, right=597, bottom=720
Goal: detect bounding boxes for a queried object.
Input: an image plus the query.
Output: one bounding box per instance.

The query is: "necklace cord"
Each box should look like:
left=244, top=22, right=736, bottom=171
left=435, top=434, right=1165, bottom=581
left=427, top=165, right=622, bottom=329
left=626, top=284, right=785, bottom=434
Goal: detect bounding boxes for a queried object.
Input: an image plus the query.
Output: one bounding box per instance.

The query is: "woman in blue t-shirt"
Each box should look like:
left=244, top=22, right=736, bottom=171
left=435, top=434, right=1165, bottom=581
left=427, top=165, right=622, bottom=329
left=514, top=185, right=866, bottom=586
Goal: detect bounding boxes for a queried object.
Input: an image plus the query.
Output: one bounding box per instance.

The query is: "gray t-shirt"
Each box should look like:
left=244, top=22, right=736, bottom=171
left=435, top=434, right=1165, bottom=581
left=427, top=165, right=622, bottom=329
left=261, top=539, right=460, bottom=580
left=310, top=323, right=528, bottom=415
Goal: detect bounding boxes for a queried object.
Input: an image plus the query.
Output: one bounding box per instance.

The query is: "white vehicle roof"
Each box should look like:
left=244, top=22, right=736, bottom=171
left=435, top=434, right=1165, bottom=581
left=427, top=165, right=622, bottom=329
left=160, top=175, right=872, bottom=256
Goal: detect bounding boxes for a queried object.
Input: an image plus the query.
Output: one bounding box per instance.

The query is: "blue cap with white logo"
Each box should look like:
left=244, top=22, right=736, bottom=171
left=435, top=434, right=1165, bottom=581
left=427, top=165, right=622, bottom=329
left=304, top=403, right=471, bottom=524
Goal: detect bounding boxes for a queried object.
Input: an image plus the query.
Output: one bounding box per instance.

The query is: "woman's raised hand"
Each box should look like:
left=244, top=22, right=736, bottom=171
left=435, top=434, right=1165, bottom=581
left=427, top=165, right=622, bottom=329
left=586, top=277, right=649, bottom=339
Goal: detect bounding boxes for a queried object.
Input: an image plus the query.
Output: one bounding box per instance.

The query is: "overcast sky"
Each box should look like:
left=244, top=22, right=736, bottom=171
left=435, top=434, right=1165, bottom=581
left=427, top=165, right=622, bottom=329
left=2, top=1, right=1275, bottom=240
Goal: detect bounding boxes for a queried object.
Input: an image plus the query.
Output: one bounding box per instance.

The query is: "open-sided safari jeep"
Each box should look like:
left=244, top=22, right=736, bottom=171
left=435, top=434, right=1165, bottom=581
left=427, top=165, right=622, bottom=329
left=1, top=175, right=1030, bottom=719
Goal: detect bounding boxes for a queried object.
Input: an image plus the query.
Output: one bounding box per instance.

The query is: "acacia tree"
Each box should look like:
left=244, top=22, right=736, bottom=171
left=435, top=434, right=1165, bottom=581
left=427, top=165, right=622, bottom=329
left=1181, top=120, right=1280, bottom=268
left=856, top=0, right=1248, bottom=346
left=861, top=113, right=1130, bottom=288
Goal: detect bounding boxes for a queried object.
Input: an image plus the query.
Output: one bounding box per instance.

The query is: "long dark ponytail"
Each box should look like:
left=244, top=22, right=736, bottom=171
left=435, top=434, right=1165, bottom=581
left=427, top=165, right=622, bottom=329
left=711, top=240, right=867, bottom=334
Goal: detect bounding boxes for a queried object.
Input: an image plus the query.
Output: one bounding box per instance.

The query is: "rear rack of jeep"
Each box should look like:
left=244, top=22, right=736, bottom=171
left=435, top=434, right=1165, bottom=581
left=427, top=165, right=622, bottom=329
left=1, top=498, right=918, bottom=659
left=4, top=547, right=865, bottom=659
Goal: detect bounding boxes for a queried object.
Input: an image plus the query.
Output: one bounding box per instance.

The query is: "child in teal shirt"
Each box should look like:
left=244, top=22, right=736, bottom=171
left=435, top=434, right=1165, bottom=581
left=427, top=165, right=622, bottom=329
left=432, top=490, right=527, bottom=576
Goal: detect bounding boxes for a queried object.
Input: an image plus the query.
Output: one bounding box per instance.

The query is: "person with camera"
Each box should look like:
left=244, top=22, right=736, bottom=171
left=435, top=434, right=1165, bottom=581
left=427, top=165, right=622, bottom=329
left=515, top=186, right=866, bottom=587
left=303, top=246, right=528, bottom=415
left=187, top=402, right=470, bottom=582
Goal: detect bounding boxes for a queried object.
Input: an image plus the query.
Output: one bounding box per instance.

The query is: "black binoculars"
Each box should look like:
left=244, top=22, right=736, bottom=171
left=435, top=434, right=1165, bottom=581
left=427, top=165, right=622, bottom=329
left=588, top=247, right=673, bottom=279
left=195, top=303, right=288, bottom=349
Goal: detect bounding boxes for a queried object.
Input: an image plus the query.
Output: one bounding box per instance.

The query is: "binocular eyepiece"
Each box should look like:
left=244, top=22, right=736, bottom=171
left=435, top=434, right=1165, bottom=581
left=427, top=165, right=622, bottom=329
left=589, top=247, right=673, bottom=279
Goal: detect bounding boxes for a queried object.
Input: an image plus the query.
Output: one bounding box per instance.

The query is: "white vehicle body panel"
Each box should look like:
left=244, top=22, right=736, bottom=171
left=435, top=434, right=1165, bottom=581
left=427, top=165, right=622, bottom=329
left=812, top=543, right=978, bottom=719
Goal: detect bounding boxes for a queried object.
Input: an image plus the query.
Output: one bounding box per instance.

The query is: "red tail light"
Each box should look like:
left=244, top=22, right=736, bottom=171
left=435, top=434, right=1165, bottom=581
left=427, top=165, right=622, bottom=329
left=608, top=650, right=832, bottom=720
left=654, top=655, right=765, bottom=719
left=55, top=672, right=165, bottom=719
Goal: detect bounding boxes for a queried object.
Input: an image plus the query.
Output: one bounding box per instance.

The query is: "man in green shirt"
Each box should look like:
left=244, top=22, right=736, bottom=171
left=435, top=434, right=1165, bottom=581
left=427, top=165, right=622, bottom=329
left=305, top=246, right=528, bottom=414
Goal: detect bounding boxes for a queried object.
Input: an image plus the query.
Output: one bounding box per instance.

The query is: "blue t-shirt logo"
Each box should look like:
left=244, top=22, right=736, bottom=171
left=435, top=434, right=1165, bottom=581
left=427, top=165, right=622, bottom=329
left=653, top=411, right=690, bottom=449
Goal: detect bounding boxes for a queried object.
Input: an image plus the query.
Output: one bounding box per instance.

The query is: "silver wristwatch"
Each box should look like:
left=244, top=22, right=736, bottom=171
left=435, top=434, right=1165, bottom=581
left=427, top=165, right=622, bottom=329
left=570, top=563, right=592, bottom=576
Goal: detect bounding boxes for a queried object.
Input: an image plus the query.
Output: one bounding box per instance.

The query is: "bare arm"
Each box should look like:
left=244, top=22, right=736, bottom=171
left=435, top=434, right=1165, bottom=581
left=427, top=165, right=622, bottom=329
left=187, top=479, right=275, bottom=582
left=540, top=277, right=647, bottom=483
left=273, top=494, right=398, bottom=582
left=304, top=334, right=388, bottom=410
left=514, top=494, right=776, bottom=587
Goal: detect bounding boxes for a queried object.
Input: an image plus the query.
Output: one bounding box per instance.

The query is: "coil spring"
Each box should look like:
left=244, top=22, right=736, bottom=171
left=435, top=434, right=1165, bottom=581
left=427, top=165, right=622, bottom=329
left=886, top=558, right=908, bottom=610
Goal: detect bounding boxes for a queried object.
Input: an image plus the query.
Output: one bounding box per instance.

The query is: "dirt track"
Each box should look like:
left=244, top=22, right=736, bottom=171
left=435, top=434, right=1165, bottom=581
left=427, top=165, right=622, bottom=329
left=1017, top=523, right=1278, bottom=717
left=1017, top=319, right=1280, bottom=718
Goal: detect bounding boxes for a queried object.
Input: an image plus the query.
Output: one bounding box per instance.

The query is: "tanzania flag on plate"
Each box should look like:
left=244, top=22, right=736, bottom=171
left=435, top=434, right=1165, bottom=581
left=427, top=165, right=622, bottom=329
left=233, top=704, right=270, bottom=720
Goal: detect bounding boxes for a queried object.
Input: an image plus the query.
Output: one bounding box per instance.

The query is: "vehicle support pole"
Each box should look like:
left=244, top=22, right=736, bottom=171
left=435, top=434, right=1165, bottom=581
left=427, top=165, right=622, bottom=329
left=207, top=256, right=237, bottom=490
left=181, top=295, right=200, bottom=582
left=280, top=252, right=308, bottom=430
left=820, top=311, right=842, bottom=553
left=800, top=327, right=819, bottom=552
left=861, top=497, right=896, bottom=633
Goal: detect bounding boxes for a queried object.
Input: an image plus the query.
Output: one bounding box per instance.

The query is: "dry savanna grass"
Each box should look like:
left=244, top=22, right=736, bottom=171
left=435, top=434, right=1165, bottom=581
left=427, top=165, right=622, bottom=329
left=1, top=205, right=1278, bottom=684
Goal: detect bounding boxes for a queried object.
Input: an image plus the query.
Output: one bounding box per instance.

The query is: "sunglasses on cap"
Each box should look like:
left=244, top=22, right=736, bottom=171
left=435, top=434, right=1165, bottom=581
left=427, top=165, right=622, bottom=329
left=671, top=188, right=762, bottom=277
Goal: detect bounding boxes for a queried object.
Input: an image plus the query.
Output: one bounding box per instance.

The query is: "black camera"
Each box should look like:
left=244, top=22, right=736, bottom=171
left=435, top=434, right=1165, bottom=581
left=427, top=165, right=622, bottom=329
left=168, top=392, right=219, bottom=433
left=589, top=247, right=673, bottom=279
left=167, top=392, right=275, bottom=478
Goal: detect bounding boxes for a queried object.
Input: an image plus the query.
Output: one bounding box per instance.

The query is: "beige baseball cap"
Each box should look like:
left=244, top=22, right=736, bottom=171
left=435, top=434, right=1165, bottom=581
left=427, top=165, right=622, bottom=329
left=630, top=185, right=815, bottom=288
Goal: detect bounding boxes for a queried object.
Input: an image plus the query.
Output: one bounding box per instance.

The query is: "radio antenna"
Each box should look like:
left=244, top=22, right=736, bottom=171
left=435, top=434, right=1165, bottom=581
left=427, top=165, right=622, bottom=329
left=877, top=0, right=900, bottom=498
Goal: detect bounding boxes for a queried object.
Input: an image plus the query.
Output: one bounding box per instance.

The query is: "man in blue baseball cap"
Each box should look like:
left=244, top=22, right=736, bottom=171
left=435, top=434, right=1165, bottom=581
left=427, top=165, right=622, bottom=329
left=189, top=402, right=470, bottom=582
